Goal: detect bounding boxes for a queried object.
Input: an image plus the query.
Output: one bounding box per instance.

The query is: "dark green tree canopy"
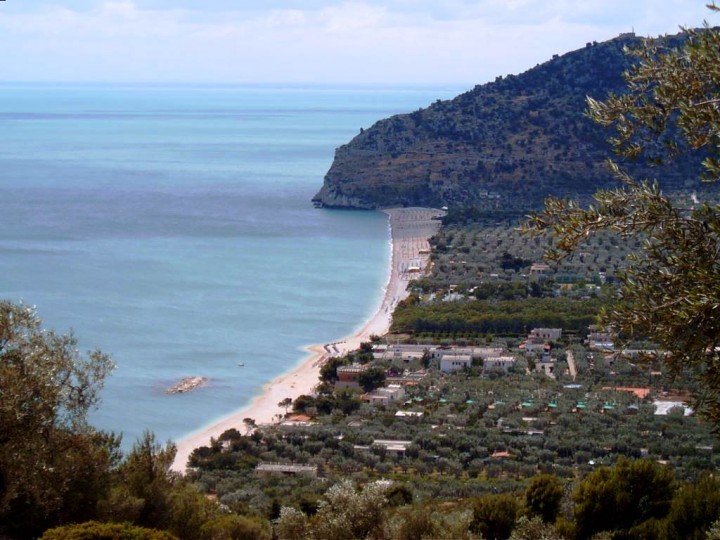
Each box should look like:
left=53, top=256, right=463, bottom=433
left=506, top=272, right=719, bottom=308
left=572, top=458, right=676, bottom=539
left=0, top=301, right=118, bottom=537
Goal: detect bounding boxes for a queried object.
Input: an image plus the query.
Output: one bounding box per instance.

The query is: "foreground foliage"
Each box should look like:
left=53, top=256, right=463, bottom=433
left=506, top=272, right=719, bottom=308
left=41, top=521, right=178, bottom=540
left=0, top=301, right=116, bottom=537
left=527, top=16, right=720, bottom=424
left=268, top=463, right=720, bottom=540
left=0, top=301, right=270, bottom=540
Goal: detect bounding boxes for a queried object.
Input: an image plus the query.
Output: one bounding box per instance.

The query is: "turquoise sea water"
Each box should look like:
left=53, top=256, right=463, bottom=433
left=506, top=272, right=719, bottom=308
left=0, top=83, right=460, bottom=449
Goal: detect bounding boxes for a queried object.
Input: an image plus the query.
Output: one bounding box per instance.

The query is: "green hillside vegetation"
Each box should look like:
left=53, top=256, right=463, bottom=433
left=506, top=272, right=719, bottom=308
left=313, top=32, right=704, bottom=211
left=527, top=20, right=720, bottom=425
left=427, top=218, right=639, bottom=287
left=188, top=346, right=719, bottom=538
left=390, top=297, right=603, bottom=337
left=387, top=215, right=636, bottom=339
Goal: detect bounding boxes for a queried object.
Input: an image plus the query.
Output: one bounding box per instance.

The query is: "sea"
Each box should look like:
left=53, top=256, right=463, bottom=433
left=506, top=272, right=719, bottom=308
left=0, top=82, right=461, bottom=450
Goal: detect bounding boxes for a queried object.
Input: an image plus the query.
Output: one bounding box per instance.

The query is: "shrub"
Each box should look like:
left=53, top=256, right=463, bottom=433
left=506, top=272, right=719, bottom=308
left=41, top=521, right=177, bottom=540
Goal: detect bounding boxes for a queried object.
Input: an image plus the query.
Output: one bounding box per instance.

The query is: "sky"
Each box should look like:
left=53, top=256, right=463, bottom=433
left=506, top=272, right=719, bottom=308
left=0, top=0, right=713, bottom=85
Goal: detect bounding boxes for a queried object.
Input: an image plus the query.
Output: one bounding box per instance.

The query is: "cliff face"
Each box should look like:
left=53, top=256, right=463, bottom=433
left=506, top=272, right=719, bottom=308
left=313, top=33, right=698, bottom=211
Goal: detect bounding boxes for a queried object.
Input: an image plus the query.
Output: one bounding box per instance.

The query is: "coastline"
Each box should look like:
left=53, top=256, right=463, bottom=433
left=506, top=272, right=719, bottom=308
left=170, top=207, right=443, bottom=473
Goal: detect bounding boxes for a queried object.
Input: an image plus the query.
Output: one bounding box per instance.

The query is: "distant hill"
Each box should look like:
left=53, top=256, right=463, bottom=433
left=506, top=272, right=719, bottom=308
left=313, top=32, right=703, bottom=211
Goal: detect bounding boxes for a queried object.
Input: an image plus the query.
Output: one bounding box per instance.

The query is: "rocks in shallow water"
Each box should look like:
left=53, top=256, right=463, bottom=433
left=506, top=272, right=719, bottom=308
left=166, top=376, right=208, bottom=394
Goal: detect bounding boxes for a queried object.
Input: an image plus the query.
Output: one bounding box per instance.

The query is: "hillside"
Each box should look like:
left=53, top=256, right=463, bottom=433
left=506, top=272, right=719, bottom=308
left=312, top=32, right=700, bottom=211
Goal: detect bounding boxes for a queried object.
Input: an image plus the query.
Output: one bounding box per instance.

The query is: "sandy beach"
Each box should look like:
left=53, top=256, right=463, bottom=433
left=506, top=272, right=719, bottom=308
left=171, top=207, right=443, bottom=473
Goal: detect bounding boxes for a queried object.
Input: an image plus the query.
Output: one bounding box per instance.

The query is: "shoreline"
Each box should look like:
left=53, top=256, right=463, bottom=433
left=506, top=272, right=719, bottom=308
left=170, top=207, right=443, bottom=473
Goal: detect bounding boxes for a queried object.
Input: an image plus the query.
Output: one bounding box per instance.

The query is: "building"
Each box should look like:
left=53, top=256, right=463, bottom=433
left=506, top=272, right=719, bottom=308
left=255, top=462, right=318, bottom=478
left=431, top=346, right=502, bottom=361
left=530, top=263, right=551, bottom=276
left=483, top=355, right=516, bottom=374
left=529, top=328, right=562, bottom=342
left=335, top=364, right=369, bottom=388
left=362, top=384, right=405, bottom=405
left=371, top=343, right=389, bottom=359
left=587, top=330, right=614, bottom=351
left=395, top=410, right=424, bottom=419
left=374, top=344, right=429, bottom=363
left=372, top=439, right=412, bottom=457
left=386, top=369, right=428, bottom=386
left=440, top=353, right=473, bottom=373
left=521, top=341, right=551, bottom=355
left=280, top=414, right=314, bottom=427
left=653, top=400, right=693, bottom=416
left=535, top=358, right=556, bottom=378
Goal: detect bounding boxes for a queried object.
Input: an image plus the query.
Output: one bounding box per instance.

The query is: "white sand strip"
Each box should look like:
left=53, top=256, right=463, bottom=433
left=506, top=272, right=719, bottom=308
left=170, top=207, right=443, bottom=473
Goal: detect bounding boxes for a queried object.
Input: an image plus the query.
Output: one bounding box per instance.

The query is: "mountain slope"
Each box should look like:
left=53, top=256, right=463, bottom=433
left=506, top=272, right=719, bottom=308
left=313, top=32, right=700, bottom=211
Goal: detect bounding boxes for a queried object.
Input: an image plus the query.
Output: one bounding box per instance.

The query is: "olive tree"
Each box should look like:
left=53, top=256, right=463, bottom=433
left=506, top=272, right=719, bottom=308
left=0, top=301, right=117, bottom=537
left=275, top=480, right=389, bottom=540
left=526, top=12, right=720, bottom=423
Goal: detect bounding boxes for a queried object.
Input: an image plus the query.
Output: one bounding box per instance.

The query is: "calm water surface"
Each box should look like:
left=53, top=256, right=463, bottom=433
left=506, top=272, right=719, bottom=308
left=0, top=83, right=460, bottom=448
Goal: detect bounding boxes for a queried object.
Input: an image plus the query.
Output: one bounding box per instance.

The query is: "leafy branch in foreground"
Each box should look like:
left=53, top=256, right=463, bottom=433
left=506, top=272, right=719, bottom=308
left=525, top=17, right=720, bottom=424
left=0, top=301, right=118, bottom=536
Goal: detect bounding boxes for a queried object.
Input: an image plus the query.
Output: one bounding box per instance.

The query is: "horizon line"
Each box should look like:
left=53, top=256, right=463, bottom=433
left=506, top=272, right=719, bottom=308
left=0, top=80, right=474, bottom=89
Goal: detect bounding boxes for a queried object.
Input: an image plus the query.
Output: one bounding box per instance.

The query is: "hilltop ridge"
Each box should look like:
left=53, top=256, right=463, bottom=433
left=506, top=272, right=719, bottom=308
left=313, top=32, right=700, bottom=211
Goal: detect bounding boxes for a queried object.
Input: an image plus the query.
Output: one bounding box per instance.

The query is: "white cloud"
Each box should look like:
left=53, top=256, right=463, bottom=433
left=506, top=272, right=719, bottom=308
left=0, top=0, right=713, bottom=84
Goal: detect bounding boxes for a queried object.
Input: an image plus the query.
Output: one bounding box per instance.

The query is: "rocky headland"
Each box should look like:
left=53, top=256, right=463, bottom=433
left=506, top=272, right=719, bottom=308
left=313, top=32, right=700, bottom=212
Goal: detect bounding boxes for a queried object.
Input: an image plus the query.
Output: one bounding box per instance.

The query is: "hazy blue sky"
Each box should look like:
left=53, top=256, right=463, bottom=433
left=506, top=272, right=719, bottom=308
left=0, top=1, right=713, bottom=84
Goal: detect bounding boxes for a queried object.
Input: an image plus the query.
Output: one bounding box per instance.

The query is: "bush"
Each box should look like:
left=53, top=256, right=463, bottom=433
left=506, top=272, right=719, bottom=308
left=572, top=458, right=675, bottom=539
left=41, top=521, right=178, bottom=540
left=200, top=514, right=271, bottom=540
left=471, top=492, right=520, bottom=540
left=525, top=474, right=564, bottom=523
left=661, top=474, right=720, bottom=540
left=509, top=516, right=564, bottom=540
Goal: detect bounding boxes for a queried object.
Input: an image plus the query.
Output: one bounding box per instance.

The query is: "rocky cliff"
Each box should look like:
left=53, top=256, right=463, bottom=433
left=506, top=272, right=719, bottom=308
left=313, top=32, right=699, bottom=211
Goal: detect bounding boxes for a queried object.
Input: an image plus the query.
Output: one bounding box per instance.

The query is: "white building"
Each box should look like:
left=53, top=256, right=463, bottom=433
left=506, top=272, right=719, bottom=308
left=431, top=346, right=501, bottom=361
left=587, top=331, right=614, bottom=351
left=395, top=411, right=424, bottom=419
left=529, top=328, right=562, bottom=342
left=362, top=384, right=405, bottom=405
left=440, top=353, right=472, bottom=373
left=371, top=439, right=412, bottom=457
left=483, top=356, right=516, bottom=374
left=255, top=462, right=318, bottom=478
left=374, top=344, right=429, bottom=362
left=653, top=400, right=693, bottom=416
left=523, top=341, right=549, bottom=354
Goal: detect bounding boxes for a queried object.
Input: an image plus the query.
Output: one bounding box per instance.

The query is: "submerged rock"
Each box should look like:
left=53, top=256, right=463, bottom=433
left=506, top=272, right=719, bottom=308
left=166, top=376, right=208, bottom=394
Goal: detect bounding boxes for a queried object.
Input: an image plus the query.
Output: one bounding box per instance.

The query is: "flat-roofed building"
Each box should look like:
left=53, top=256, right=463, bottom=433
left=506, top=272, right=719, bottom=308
left=336, top=364, right=369, bottom=388
left=372, top=439, right=412, bottom=457
left=362, top=384, right=405, bottom=405
left=395, top=411, right=424, bottom=418
left=440, top=353, right=472, bottom=373
left=529, top=328, right=562, bottom=342
left=536, top=358, right=557, bottom=378
left=255, top=462, right=318, bottom=478
left=483, top=355, right=516, bottom=374
left=653, top=400, right=693, bottom=416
